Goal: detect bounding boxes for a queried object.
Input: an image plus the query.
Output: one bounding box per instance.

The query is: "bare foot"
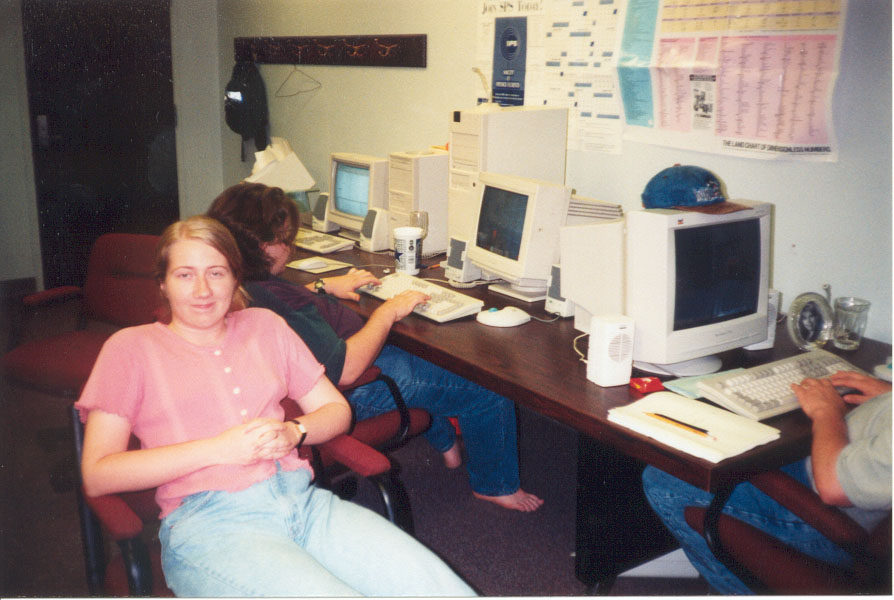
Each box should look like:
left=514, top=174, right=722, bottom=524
left=473, top=489, right=544, bottom=512
left=441, top=442, right=462, bottom=469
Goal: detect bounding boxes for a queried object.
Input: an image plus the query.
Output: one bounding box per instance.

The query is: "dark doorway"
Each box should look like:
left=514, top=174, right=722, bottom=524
left=23, top=0, right=179, bottom=288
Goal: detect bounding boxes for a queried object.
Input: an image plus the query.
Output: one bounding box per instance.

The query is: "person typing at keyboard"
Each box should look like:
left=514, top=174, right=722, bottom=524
left=207, top=183, right=543, bottom=512
left=642, top=371, right=891, bottom=594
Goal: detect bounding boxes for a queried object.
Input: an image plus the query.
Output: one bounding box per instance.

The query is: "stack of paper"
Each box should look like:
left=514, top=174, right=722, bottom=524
left=608, top=391, right=780, bottom=463
left=245, top=137, right=315, bottom=192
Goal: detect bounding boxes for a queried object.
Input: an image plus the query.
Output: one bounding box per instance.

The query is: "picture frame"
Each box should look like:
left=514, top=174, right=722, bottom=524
left=786, top=292, right=834, bottom=351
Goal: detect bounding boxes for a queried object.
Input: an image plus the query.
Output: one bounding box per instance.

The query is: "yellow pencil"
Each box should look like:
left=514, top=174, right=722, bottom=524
left=646, top=412, right=716, bottom=441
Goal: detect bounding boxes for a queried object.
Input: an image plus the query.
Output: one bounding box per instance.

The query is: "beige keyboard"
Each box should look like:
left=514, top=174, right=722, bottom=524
left=294, top=229, right=354, bottom=253
left=360, top=272, right=483, bottom=323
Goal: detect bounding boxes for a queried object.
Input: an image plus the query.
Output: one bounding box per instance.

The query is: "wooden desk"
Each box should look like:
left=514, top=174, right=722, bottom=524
left=282, top=246, right=891, bottom=587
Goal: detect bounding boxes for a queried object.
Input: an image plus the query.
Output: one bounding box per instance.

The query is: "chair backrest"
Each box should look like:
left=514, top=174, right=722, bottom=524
left=82, top=233, right=162, bottom=326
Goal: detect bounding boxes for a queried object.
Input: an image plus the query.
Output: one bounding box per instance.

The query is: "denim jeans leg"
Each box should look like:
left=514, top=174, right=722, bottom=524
left=642, top=463, right=854, bottom=595
left=348, top=344, right=521, bottom=496
left=296, top=471, right=477, bottom=596
left=159, top=468, right=475, bottom=597
left=159, top=469, right=361, bottom=597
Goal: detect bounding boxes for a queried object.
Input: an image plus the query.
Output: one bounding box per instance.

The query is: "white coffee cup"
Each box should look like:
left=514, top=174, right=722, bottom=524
left=394, top=226, right=423, bottom=275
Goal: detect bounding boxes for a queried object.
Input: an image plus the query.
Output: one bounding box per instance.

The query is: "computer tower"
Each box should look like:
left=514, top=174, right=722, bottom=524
left=447, top=105, right=568, bottom=243
left=388, top=149, right=448, bottom=253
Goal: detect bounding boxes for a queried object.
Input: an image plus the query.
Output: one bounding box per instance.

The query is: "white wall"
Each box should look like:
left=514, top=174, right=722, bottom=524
left=207, top=0, right=891, bottom=343
left=214, top=0, right=479, bottom=191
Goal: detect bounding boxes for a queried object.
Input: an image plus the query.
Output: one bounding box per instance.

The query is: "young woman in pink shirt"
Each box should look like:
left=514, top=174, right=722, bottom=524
left=75, top=216, right=474, bottom=597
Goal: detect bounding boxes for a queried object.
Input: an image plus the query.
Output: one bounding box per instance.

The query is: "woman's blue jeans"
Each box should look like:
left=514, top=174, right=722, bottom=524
left=347, top=344, right=521, bottom=497
left=159, top=467, right=475, bottom=597
left=642, top=462, right=853, bottom=594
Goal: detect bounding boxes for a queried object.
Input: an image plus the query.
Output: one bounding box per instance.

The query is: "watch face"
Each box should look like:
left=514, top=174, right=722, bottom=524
left=786, top=292, right=833, bottom=351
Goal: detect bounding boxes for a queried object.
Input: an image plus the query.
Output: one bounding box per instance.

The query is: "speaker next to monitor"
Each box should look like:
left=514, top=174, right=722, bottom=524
left=311, top=193, right=339, bottom=233
left=587, top=315, right=634, bottom=387
left=545, top=264, right=574, bottom=317
left=359, top=207, right=391, bottom=252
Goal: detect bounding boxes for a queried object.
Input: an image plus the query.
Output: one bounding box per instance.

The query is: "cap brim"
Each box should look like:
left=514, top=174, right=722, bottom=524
left=674, top=200, right=751, bottom=214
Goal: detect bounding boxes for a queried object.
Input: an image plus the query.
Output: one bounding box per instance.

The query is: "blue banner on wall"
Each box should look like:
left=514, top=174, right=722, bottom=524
left=492, top=17, right=527, bottom=106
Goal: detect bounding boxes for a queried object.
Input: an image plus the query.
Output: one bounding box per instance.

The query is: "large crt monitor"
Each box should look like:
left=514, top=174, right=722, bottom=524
left=327, top=152, right=389, bottom=240
left=466, top=172, right=571, bottom=301
left=626, top=201, right=771, bottom=376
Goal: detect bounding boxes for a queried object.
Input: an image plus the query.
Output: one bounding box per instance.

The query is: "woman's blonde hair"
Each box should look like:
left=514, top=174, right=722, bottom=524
left=155, top=215, right=249, bottom=313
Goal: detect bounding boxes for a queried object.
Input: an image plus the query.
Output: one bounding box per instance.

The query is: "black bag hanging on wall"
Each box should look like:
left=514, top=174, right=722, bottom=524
left=224, top=61, right=269, bottom=158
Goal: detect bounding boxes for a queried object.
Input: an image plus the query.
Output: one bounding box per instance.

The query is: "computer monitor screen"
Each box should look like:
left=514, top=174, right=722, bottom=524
left=326, top=152, right=389, bottom=240
left=466, top=172, right=571, bottom=302
left=626, top=202, right=771, bottom=376
left=674, top=219, right=761, bottom=331
left=476, top=186, right=527, bottom=260
left=332, top=162, right=371, bottom=217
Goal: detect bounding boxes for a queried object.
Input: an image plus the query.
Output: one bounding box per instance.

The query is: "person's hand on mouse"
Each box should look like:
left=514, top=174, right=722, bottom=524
left=314, top=268, right=382, bottom=301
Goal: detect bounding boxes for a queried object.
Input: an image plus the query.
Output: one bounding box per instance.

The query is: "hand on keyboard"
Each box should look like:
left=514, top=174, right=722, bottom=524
left=367, top=287, right=430, bottom=322
left=789, top=369, right=892, bottom=423
left=321, top=268, right=380, bottom=301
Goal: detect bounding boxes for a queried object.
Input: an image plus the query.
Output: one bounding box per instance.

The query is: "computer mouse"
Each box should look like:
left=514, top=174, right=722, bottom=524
left=476, top=306, right=531, bottom=327
left=294, top=257, right=328, bottom=271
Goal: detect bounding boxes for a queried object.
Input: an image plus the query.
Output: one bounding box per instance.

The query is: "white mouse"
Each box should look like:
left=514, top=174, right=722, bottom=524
left=476, top=306, right=531, bottom=327
left=294, top=257, right=328, bottom=271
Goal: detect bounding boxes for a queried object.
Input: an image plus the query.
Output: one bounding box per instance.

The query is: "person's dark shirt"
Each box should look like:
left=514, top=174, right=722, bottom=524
left=245, top=277, right=365, bottom=385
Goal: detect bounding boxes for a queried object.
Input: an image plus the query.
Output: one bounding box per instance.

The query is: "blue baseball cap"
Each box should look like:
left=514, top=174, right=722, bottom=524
left=642, top=165, right=745, bottom=214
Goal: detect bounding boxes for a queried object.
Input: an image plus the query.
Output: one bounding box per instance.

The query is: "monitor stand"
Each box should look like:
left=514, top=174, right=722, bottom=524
left=488, top=283, right=547, bottom=303
left=337, top=229, right=362, bottom=243
left=634, top=355, right=722, bottom=378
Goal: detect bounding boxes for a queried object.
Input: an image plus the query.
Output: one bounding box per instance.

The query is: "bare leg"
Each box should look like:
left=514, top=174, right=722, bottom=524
left=441, top=441, right=462, bottom=469
left=473, top=489, right=544, bottom=512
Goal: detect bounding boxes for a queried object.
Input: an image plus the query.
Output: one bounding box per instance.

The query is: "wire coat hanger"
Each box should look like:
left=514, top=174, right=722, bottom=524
left=275, top=65, right=322, bottom=97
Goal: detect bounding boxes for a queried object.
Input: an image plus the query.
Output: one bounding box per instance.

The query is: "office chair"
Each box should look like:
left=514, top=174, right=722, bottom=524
left=282, top=365, right=432, bottom=534
left=2, top=233, right=162, bottom=398
left=684, top=469, right=892, bottom=595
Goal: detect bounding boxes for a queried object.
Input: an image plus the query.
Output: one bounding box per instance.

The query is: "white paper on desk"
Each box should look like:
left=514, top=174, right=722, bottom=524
left=608, top=391, right=780, bottom=463
left=245, top=151, right=315, bottom=191
left=286, top=257, right=352, bottom=274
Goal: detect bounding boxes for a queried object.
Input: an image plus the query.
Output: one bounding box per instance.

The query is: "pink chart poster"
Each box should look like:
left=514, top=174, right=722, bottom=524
left=618, top=0, right=846, bottom=160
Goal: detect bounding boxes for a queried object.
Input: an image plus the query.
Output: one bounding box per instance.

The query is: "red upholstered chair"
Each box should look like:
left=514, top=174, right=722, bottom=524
left=684, top=470, right=892, bottom=595
left=2, top=233, right=162, bottom=398
left=282, top=365, right=431, bottom=534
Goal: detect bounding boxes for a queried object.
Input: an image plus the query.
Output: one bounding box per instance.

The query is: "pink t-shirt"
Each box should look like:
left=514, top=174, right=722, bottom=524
left=75, top=307, right=325, bottom=518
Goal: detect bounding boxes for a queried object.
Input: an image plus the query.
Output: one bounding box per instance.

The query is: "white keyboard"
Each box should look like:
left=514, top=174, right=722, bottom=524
left=294, top=229, right=354, bottom=253
left=696, top=349, right=867, bottom=421
left=360, top=272, right=483, bottom=323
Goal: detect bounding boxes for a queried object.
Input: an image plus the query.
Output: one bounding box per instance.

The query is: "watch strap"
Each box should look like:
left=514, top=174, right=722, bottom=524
left=290, top=418, right=308, bottom=448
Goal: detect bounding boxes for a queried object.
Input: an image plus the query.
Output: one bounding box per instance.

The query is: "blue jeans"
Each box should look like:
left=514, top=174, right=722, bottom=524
left=347, top=344, right=520, bottom=497
left=159, top=467, right=476, bottom=597
left=642, top=462, right=853, bottom=594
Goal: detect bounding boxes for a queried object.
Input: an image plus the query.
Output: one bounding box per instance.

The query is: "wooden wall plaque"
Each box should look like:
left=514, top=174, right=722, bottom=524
left=234, top=35, right=426, bottom=68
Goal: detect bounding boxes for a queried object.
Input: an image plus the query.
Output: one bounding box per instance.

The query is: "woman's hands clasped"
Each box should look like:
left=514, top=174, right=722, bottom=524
left=217, top=418, right=300, bottom=465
